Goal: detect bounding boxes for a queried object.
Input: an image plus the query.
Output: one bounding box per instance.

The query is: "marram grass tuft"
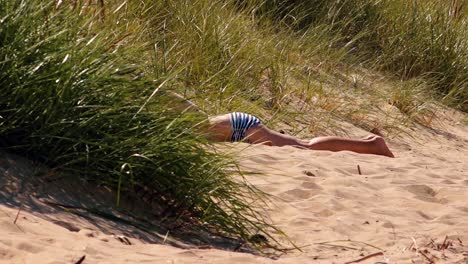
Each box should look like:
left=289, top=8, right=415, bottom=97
left=0, top=0, right=290, bottom=252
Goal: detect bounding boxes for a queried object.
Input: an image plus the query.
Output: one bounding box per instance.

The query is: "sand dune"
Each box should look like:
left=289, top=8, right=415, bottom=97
left=1, top=110, right=467, bottom=264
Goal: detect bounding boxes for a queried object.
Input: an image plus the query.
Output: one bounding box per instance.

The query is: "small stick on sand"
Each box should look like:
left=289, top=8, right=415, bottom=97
left=13, top=203, right=22, bottom=224
left=441, top=235, right=449, bottom=250
left=316, top=239, right=384, bottom=251
left=74, top=255, right=86, bottom=264
left=315, top=242, right=359, bottom=251
left=344, top=252, right=384, bottom=264
left=411, top=237, right=419, bottom=252
left=423, top=238, right=435, bottom=248
left=163, top=231, right=169, bottom=244
left=418, top=250, right=435, bottom=263
left=357, top=165, right=362, bottom=175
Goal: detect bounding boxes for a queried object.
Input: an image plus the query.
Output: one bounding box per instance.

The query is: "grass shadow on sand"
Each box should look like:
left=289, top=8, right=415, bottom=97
left=0, top=151, right=262, bottom=255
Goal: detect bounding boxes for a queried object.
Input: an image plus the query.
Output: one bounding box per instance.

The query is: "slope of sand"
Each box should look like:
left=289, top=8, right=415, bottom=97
left=1, top=109, right=467, bottom=264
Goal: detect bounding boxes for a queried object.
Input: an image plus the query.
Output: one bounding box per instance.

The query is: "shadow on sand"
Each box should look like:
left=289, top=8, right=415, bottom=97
left=0, top=151, right=258, bottom=254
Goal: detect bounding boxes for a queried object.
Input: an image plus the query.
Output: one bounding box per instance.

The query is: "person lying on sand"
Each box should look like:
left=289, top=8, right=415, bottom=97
left=170, top=92, right=394, bottom=158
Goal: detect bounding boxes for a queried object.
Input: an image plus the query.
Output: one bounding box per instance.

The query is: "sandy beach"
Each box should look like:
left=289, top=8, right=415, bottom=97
left=1, top=109, right=467, bottom=264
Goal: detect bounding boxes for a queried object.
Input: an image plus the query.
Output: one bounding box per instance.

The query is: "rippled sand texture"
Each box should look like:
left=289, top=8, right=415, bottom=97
left=1, top=109, right=467, bottom=263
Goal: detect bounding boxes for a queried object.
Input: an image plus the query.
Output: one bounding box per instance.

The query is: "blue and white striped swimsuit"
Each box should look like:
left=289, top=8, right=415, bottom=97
left=229, top=112, right=261, bottom=142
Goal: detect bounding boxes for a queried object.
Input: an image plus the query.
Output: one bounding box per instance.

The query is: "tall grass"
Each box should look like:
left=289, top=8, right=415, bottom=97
left=362, top=0, right=466, bottom=109
left=243, top=0, right=467, bottom=110
left=140, top=0, right=466, bottom=131
left=145, top=0, right=287, bottom=114
left=0, top=0, right=287, bottom=251
left=144, top=1, right=339, bottom=113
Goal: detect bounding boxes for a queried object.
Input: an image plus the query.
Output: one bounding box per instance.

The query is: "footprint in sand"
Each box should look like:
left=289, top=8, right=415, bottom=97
left=282, top=188, right=315, bottom=200
left=0, top=240, right=12, bottom=247
left=404, top=184, right=442, bottom=203
left=316, top=209, right=335, bottom=217
left=294, top=176, right=316, bottom=181
left=300, top=181, right=322, bottom=190
left=426, top=172, right=442, bottom=179
left=416, top=210, right=435, bottom=220
left=381, top=221, right=396, bottom=229
left=405, top=184, right=436, bottom=196
left=370, top=209, right=400, bottom=217
left=0, top=220, right=24, bottom=234
left=436, top=214, right=458, bottom=225
left=334, top=189, right=360, bottom=200
left=457, top=207, right=468, bottom=214
left=0, top=247, right=15, bottom=260
left=16, top=242, right=43, bottom=254
left=440, top=179, right=456, bottom=185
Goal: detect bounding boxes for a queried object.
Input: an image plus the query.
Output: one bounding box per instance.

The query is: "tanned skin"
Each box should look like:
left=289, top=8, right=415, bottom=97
left=169, top=92, right=395, bottom=158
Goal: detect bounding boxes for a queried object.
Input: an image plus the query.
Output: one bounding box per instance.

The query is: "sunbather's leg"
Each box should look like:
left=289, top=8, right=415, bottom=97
left=308, top=136, right=394, bottom=157
left=246, top=125, right=310, bottom=147
left=247, top=126, right=394, bottom=157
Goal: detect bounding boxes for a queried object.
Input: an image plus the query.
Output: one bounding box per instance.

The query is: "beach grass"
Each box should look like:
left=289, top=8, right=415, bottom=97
left=141, top=0, right=466, bottom=131
left=244, top=0, right=467, bottom=110
left=0, top=0, right=289, bottom=251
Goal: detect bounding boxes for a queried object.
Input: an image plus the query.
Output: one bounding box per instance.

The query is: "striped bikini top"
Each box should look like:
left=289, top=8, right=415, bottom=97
left=229, top=112, right=261, bottom=142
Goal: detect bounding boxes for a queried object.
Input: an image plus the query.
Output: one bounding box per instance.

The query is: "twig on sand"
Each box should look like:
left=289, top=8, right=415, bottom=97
left=13, top=203, right=22, bottom=224
left=410, top=237, right=419, bottom=252
left=163, top=230, right=169, bottom=244
left=438, top=236, right=451, bottom=250
left=357, top=165, right=362, bottom=175
left=115, top=235, right=132, bottom=245
left=409, top=236, right=444, bottom=263
left=315, top=242, right=359, bottom=251
left=316, top=239, right=384, bottom=251
left=418, top=249, right=435, bottom=263
left=344, top=252, right=384, bottom=264
left=74, top=255, right=86, bottom=264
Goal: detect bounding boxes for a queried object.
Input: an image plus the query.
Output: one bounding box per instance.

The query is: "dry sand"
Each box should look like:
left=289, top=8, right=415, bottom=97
left=1, top=109, right=467, bottom=264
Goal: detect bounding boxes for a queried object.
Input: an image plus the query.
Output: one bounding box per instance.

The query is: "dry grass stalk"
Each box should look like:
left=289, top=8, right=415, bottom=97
left=344, top=252, right=384, bottom=264
left=13, top=204, right=22, bottom=225
left=74, top=255, right=86, bottom=264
